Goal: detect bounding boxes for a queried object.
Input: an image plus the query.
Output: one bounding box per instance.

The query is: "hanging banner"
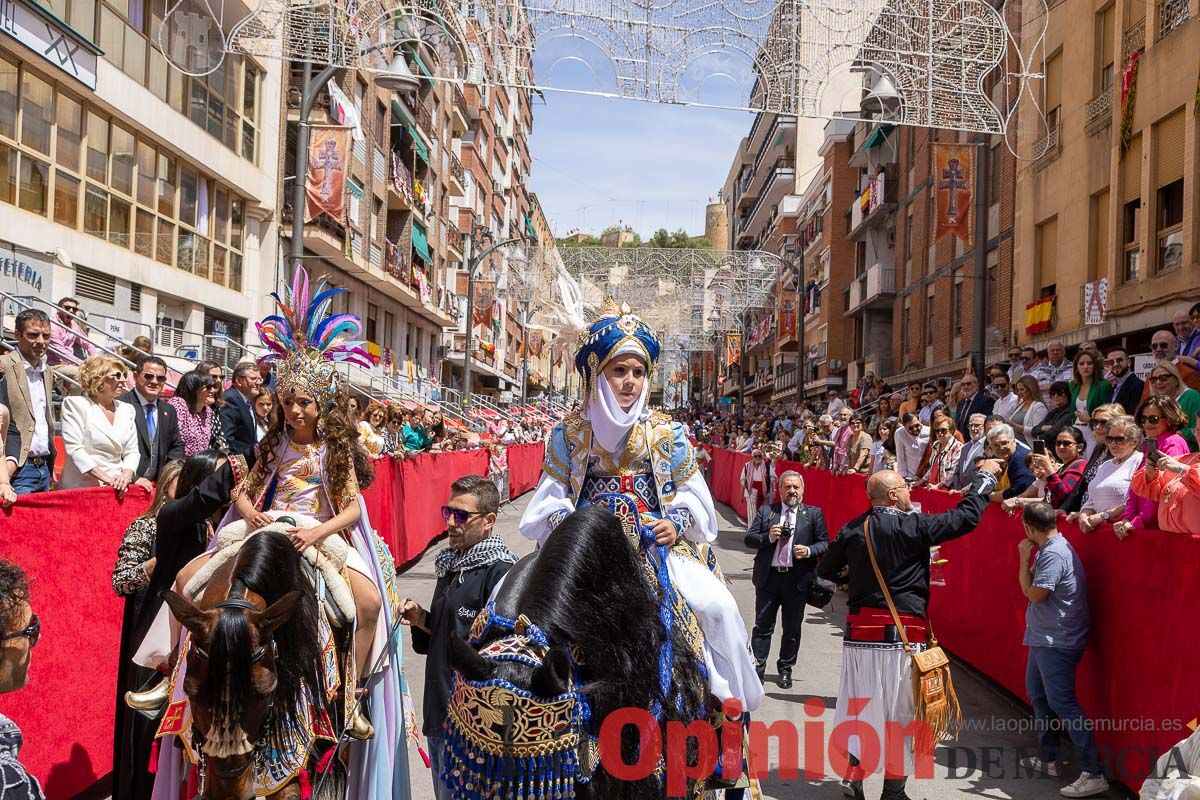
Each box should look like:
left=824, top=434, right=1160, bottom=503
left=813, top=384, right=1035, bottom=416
left=704, top=351, right=715, bottom=375
left=304, top=126, right=351, bottom=222
left=1083, top=279, right=1108, bottom=326
left=528, top=329, right=544, bottom=357
left=725, top=333, right=742, bottom=366
left=933, top=143, right=974, bottom=245
left=1025, top=295, right=1056, bottom=336
left=1120, top=49, right=1142, bottom=152
left=472, top=280, right=496, bottom=328
left=779, top=296, right=797, bottom=340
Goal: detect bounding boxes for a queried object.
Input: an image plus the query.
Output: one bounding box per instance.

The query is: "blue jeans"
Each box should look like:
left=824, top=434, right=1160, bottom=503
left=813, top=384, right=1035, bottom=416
left=11, top=461, right=51, bottom=494
left=427, top=736, right=453, bottom=800
left=1026, top=646, right=1102, bottom=775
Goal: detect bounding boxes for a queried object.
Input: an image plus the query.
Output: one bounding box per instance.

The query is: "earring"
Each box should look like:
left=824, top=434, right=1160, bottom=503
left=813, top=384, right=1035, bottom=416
left=316, top=418, right=327, bottom=437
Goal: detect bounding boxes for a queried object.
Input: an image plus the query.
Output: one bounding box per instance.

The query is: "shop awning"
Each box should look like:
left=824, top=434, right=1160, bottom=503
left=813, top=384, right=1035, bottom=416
left=524, top=214, right=537, bottom=242
left=411, top=132, right=430, bottom=165
left=860, top=124, right=895, bottom=153
left=411, top=223, right=432, bottom=263
left=391, top=99, right=431, bottom=164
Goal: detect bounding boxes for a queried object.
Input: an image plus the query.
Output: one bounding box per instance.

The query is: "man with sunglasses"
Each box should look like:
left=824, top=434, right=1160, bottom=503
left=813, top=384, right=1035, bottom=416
left=0, top=558, right=44, bottom=799
left=1142, top=330, right=1200, bottom=403
left=1104, top=348, right=1143, bottom=417
left=118, top=357, right=184, bottom=491
left=400, top=475, right=515, bottom=800
left=46, top=297, right=96, bottom=386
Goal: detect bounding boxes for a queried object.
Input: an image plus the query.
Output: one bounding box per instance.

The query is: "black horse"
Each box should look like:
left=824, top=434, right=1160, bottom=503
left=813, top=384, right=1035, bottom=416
left=447, top=505, right=710, bottom=800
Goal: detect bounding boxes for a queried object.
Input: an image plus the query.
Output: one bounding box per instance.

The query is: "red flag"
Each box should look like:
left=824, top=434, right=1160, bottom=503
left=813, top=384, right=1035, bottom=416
left=304, top=126, right=350, bottom=222
left=933, top=143, right=974, bottom=245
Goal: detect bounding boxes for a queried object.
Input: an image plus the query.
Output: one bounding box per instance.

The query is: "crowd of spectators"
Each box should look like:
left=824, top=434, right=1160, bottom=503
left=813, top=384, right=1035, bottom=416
left=676, top=303, right=1200, bottom=536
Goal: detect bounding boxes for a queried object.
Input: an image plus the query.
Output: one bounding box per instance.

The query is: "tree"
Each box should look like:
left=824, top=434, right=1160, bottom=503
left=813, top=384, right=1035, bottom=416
left=669, top=228, right=691, bottom=248
left=649, top=228, right=671, bottom=248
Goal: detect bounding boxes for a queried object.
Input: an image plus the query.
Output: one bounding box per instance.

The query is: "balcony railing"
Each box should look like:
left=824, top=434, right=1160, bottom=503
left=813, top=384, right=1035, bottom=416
left=1032, top=121, right=1061, bottom=169
left=448, top=148, right=466, bottom=186
left=416, top=102, right=434, bottom=136
left=1084, top=89, right=1113, bottom=133
left=1157, top=0, right=1188, bottom=40
left=1123, top=18, right=1145, bottom=57
left=847, top=264, right=897, bottom=313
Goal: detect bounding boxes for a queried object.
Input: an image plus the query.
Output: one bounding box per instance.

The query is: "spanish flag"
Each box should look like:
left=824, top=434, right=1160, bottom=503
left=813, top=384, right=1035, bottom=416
left=1025, top=295, right=1056, bottom=336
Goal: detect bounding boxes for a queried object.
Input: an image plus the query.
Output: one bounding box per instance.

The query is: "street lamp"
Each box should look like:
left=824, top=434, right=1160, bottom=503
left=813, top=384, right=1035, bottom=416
left=290, top=45, right=420, bottom=266
left=461, top=224, right=527, bottom=411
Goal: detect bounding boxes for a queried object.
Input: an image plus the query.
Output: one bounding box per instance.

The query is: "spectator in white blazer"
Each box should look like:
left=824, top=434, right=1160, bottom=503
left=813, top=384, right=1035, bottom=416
left=59, top=355, right=140, bottom=494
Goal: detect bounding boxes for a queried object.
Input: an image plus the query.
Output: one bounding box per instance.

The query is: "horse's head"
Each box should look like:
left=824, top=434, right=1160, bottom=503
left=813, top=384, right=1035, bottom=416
left=161, top=530, right=322, bottom=799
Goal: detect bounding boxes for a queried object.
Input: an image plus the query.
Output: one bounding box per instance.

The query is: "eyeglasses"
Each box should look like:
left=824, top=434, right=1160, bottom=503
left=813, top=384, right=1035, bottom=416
left=140, top=373, right=167, bottom=383
left=1151, top=343, right=1172, bottom=350
left=1089, top=419, right=1110, bottom=429
left=1055, top=439, right=1079, bottom=448
left=1020, top=355, right=1034, bottom=361
left=993, top=382, right=1009, bottom=388
left=106, top=371, right=125, bottom=381
left=1, top=614, right=40, bottom=647
left=1149, top=374, right=1173, bottom=384
left=935, top=428, right=952, bottom=435
left=1139, top=414, right=1163, bottom=425
left=441, top=506, right=487, bottom=525
left=1105, top=435, right=1129, bottom=444
left=61, top=305, right=79, bottom=313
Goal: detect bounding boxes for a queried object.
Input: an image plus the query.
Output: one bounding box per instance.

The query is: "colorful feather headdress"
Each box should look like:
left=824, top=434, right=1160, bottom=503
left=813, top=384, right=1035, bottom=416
left=256, top=264, right=373, bottom=399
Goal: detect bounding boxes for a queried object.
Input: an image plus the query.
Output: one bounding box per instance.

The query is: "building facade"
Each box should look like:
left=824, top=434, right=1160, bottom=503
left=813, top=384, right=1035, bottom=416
left=1013, top=0, right=1199, bottom=353
left=0, top=0, right=281, bottom=365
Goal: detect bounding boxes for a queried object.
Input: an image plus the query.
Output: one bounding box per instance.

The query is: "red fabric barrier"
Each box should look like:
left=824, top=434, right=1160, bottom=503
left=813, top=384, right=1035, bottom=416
left=0, top=487, right=152, bottom=799
left=506, top=443, right=545, bottom=498
left=705, top=447, right=1199, bottom=788
left=1, top=445, right=542, bottom=797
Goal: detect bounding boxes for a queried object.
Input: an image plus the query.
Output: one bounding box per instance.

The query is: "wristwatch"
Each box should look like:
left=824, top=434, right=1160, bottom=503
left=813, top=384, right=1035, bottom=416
left=1100, top=511, right=1111, bottom=521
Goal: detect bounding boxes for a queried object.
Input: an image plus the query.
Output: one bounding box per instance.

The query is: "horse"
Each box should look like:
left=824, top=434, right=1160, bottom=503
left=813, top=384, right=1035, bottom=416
left=161, top=530, right=332, bottom=800
left=444, top=504, right=712, bottom=800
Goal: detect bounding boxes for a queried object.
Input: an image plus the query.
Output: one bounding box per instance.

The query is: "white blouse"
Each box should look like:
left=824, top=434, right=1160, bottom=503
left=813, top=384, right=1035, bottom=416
left=59, top=396, right=140, bottom=489
left=1081, top=451, right=1144, bottom=513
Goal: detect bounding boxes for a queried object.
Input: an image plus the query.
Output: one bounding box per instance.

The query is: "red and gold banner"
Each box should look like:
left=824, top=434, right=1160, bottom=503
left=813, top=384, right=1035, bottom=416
left=1025, top=294, right=1056, bottom=336
left=778, top=295, right=797, bottom=340
left=304, top=125, right=350, bottom=222
left=725, top=333, right=742, bottom=366
left=933, top=143, right=974, bottom=245
left=704, top=351, right=715, bottom=375
left=472, top=280, right=495, bottom=328
left=1120, top=49, right=1142, bottom=152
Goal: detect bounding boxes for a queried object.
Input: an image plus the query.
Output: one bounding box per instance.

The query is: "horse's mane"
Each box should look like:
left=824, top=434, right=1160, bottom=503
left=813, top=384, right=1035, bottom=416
left=518, top=506, right=707, bottom=729
left=200, top=531, right=324, bottom=751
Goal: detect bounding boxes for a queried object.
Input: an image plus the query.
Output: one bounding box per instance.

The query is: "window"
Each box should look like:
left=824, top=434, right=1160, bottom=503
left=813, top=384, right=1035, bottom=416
left=951, top=271, right=963, bottom=337
left=902, top=298, right=911, bottom=363
left=1097, top=6, right=1115, bottom=92
left=925, top=287, right=936, bottom=349
left=1122, top=133, right=1141, bottom=282
left=1043, top=52, right=1062, bottom=133
left=988, top=142, right=1001, bottom=206
left=1156, top=180, right=1183, bottom=272
left=1090, top=189, right=1109, bottom=281
left=55, top=93, right=82, bottom=172
left=1154, top=110, right=1184, bottom=273
left=20, top=72, right=52, bottom=156
left=0, top=58, right=17, bottom=140
left=1036, top=217, right=1058, bottom=293
left=348, top=179, right=363, bottom=227
left=1122, top=199, right=1141, bottom=282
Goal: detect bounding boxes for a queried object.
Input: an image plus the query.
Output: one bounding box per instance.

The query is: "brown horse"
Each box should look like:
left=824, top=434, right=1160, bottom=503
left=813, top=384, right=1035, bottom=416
left=162, top=530, right=329, bottom=800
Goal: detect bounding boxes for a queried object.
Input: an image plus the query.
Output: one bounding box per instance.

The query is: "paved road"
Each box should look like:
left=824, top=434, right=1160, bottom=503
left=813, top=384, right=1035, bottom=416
left=398, top=493, right=1128, bottom=800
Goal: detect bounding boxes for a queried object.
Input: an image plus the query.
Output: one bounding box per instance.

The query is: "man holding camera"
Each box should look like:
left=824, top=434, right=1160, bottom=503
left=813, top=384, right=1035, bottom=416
left=744, top=470, right=829, bottom=689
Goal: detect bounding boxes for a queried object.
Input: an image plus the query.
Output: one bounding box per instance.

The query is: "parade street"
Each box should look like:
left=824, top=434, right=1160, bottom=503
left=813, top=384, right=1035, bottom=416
left=400, top=493, right=1107, bottom=800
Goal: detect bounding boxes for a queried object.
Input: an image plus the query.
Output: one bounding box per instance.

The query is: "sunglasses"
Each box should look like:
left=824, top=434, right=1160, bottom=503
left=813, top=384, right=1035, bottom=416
left=1020, top=355, right=1033, bottom=361
left=62, top=306, right=79, bottom=313
left=1055, top=439, right=1079, bottom=448
left=993, top=382, right=1009, bottom=388
left=1151, top=343, right=1172, bottom=350
left=1, top=614, right=40, bottom=647
left=140, top=373, right=167, bottom=383
left=1139, top=414, right=1162, bottom=425
left=935, top=428, right=952, bottom=434
left=1089, top=419, right=1110, bottom=428
left=1105, top=435, right=1129, bottom=444
left=106, top=371, right=125, bottom=381
left=441, top=506, right=486, bottom=525
left=1149, top=374, right=1173, bottom=383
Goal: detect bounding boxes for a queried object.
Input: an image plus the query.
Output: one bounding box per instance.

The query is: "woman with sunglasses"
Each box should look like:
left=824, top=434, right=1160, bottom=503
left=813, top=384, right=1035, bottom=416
left=1002, top=425, right=1088, bottom=512
left=1130, top=414, right=1200, bottom=535
left=1135, top=395, right=1192, bottom=458
left=1066, top=416, right=1144, bottom=536
left=913, top=417, right=964, bottom=489
left=167, top=371, right=229, bottom=457
left=0, top=559, right=42, bottom=800
left=1145, top=361, right=1200, bottom=450
left=59, top=355, right=140, bottom=492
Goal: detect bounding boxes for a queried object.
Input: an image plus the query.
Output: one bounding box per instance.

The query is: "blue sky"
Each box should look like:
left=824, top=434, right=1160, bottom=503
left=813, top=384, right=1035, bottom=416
left=528, top=90, right=754, bottom=239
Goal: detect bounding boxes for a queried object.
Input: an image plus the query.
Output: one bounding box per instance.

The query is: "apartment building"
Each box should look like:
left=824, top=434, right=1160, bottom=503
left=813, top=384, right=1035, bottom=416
left=1013, top=0, right=1198, bottom=352
left=0, top=0, right=280, bottom=363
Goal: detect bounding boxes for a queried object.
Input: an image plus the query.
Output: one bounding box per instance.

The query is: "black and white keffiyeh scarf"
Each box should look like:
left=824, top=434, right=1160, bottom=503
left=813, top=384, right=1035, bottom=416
left=435, top=536, right=517, bottom=579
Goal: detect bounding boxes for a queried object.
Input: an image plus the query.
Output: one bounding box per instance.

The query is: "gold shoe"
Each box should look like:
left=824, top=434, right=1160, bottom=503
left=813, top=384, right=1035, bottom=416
left=347, top=700, right=375, bottom=740
left=126, top=677, right=169, bottom=712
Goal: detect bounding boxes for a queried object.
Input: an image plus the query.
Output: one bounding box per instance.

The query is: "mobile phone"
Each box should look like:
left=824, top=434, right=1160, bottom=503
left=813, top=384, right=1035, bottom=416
left=1144, top=437, right=1162, bottom=465
left=1032, top=440, right=1046, bottom=456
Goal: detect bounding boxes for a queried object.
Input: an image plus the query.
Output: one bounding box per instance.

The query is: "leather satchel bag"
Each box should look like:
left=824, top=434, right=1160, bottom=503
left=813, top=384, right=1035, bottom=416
left=863, top=518, right=962, bottom=754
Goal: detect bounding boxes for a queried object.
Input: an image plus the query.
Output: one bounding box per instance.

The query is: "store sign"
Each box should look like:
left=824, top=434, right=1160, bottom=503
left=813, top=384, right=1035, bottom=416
left=0, top=0, right=99, bottom=89
left=0, top=256, right=46, bottom=294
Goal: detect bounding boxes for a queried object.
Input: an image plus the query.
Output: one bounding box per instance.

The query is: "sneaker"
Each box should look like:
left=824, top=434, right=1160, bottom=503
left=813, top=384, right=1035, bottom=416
left=1060, top=772, right=1110, bottom=798
left=1019, top=756, right=1061, bottom=777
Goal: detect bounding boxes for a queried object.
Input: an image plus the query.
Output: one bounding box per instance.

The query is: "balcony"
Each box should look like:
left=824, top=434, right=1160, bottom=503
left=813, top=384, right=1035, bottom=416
left=751, top=115, right=796, bottom=173
left=848, top=170, right=897, bottom=240
left=447, top=149, right=467, bottom=197
left=1085, top=89, right=1113, bottom=134
left=845, top=263, right=897, bottom=315
left=1123, top=18, right=1145, bottom=58
left=281, top=205, right=348, bottom=261
left=1157, top=0, right=1188, bottom=40
left=735, top=169, right=757, bottom=209
left=743, top=159, right=796, bottom=239
left=1032, top=120, right=1061, bottom=170
left=746, top=367, right=774, bottom=395
left=773, top=364, right=798, bottom=397
left=416, top=103, right=434, bottom=138
left=450, top=85, right=469, bottom=136
left=849, top=123, right=897, bottom=169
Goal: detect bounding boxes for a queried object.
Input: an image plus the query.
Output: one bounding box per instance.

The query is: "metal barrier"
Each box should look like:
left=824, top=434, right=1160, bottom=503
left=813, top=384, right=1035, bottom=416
left=0, top=290, right=149, bottom=372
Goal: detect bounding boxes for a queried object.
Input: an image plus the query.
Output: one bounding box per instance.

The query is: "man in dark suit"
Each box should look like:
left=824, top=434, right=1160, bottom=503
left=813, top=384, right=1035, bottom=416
left=118, top=356, right=184, bottom=490
left=744, top=470, right=829, bottom=689
left=219, top=361, right=262, bottom=458
left=1106, top=347, right=1143, bottom=415
left=954, top=373, right=995, bottom=439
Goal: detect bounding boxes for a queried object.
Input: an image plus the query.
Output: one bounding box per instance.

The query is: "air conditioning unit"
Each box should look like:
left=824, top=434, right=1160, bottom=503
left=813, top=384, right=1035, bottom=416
left=492, top=179, right=503, bottom=193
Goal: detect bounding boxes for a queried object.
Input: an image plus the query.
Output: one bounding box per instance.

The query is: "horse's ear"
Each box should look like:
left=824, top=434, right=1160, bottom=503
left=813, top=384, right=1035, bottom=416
left=161, top=590, right=214, bottom=638
left=529, top=645, right=571, bottom=697
left=249, top=590, right=303, bottom=638
left=448, top=634, right=495, bottom=682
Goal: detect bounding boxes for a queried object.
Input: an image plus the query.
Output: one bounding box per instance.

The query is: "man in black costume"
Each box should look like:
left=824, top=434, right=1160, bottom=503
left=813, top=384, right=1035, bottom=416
left=817, top=462, right=1000, bottom=800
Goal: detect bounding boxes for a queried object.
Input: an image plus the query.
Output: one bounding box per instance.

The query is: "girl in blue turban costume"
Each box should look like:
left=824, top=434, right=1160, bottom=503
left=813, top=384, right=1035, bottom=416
left=520, top=300, right=765, bottom=714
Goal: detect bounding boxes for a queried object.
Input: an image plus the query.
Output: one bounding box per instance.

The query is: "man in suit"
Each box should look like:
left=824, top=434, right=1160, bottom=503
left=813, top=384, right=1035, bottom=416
left=744, top=470, right=829, bottom=689
left=1, top=309, right=57, bottom=494
left=219, top=360, right=262, bottom=458
left=1105, top=348, right=1143, bottom=415
left=947, top=413, right=988, bottom=491
left=119, top=356, right=184, bottom=490
left=955, top=373, right=995, bottom=439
